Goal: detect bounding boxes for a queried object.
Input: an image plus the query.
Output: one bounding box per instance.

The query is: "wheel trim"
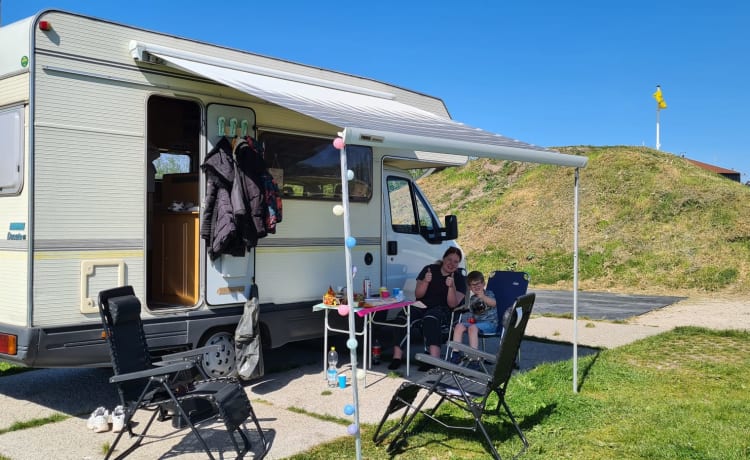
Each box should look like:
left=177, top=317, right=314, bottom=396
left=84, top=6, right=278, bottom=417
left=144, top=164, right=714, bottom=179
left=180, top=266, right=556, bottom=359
left=202, top=332, right=236, bottom=378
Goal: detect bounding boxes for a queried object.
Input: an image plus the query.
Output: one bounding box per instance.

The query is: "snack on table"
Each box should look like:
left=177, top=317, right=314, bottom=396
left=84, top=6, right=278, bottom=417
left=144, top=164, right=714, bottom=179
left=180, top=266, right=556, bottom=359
left=322, top=286, right=339, bottom=306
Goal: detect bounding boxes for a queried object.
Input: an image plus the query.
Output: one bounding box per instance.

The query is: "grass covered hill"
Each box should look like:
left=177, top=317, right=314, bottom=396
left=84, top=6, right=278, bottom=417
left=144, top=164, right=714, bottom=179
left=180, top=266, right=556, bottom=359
left=417, top=146, right=750, bottom=295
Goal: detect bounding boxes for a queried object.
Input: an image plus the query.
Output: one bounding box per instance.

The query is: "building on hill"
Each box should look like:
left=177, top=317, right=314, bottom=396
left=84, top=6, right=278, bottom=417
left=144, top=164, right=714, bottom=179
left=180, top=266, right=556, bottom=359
left=683, top=157, right=741, bottom=183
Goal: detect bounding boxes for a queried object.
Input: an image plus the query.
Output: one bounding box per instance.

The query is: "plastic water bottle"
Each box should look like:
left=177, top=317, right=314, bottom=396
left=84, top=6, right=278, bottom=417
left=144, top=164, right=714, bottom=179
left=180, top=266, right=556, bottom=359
left=363, top=277, right=371, bottom=298
left=326, top=347, right=339, bottom=387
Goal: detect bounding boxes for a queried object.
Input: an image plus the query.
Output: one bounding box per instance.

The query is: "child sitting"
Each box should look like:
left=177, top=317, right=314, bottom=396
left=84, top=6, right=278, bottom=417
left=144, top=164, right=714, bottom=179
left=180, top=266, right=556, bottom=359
left=450, top=271, right=497, bottom=365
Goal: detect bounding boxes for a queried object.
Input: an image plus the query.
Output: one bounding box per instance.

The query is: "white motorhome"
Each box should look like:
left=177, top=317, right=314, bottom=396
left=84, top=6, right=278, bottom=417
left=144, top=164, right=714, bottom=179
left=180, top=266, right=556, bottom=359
left=0, top=10, right=586, bottom=375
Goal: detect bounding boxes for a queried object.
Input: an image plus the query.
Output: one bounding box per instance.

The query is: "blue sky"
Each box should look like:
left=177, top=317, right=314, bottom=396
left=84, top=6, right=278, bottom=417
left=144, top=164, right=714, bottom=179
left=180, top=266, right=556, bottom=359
left=3, top=0, right=749, bottom=182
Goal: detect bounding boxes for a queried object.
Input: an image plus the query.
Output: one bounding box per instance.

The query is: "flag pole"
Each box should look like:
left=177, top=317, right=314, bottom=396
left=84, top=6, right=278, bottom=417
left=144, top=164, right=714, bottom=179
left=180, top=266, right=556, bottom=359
left=652, top=85, right=666, bottom=150
left=655, top=107, right=661, bottom=151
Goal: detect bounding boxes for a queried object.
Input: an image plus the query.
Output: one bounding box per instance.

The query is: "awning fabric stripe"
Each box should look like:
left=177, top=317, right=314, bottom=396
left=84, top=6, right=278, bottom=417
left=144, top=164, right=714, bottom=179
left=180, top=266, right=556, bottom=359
left=130, top=41, right=587, bottom=168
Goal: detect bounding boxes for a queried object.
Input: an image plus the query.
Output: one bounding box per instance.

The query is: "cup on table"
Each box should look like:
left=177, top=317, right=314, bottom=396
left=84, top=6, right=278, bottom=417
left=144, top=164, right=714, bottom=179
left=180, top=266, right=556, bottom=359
left=338, top=374, right=347, bottom=389
left=392, top=288, right=402, bottom=299
left=379, top=287, right=390, bottom=298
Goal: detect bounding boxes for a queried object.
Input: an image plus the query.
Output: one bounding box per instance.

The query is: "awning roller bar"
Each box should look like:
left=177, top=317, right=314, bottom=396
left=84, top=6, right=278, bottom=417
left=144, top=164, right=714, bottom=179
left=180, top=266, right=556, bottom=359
left=343, top=127, right=588, bottom=168
left=129, top=40, right=396, bottom=100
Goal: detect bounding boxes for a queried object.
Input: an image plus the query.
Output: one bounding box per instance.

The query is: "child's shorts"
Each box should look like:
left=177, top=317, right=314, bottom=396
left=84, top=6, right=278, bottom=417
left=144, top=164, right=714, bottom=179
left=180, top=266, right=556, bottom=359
left=459, top=320, right=497, bottom=334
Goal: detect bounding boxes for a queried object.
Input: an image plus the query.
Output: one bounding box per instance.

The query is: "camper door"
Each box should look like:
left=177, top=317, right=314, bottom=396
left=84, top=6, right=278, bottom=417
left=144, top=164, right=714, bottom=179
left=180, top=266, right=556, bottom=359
left=383, top=171, right=445, bottom=295
left=205, top=104, right=256, bottom=305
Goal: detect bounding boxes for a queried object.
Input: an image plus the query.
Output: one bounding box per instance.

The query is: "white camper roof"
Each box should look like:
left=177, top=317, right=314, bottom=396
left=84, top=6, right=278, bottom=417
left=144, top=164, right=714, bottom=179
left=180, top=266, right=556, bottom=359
left=130, top=41, right=587, bottom=169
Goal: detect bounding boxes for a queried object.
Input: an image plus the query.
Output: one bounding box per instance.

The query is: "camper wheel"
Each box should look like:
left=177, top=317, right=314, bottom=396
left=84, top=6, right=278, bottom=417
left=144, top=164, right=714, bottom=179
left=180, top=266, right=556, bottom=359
left=199, top=329, right=237, bottom=378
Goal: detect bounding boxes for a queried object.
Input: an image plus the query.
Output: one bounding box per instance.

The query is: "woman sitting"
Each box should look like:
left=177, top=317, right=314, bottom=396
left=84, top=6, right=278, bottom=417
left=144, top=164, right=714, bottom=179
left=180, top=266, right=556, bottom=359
left=388, top=247, right=466, bottom=371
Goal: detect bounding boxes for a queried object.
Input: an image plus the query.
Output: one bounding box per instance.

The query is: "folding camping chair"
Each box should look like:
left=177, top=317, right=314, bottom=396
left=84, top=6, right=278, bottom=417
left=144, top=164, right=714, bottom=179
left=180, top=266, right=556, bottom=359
left=479, top=271, right=530, bottom=350
left=373, top=293, right=535, bottom=460
left=444, top=270, right=528, bottom=358
left=98, top=286, right=268, bottom=460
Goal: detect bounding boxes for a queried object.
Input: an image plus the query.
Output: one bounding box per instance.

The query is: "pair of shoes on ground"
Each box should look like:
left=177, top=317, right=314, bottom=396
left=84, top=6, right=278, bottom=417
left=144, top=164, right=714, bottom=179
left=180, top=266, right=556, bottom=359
left=86, top=406, right=109, bottom=433
left=87, top=405, right=125, bottom=433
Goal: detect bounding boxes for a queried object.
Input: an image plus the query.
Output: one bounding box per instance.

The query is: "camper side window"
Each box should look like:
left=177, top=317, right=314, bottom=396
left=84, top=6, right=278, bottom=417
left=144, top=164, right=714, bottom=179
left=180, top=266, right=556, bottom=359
left=153, top=153, right=192, bottom=178
left=388, top=177, right=416, bottom=233
left=0, top=105, right=24, bottom=196
left=259, top=132, right=373, bottom=202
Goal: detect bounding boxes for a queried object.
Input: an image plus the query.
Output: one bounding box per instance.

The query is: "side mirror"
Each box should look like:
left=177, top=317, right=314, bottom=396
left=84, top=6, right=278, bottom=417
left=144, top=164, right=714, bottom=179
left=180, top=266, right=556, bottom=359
left=442, top=215, right=458, bottom=241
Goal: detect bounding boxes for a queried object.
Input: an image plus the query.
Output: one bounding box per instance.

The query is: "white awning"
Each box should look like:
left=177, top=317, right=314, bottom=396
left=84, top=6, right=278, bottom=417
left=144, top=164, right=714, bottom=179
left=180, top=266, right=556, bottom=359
left=130, top=40, right=587, bottom=168
left=130, top=40, right=587, bottom=398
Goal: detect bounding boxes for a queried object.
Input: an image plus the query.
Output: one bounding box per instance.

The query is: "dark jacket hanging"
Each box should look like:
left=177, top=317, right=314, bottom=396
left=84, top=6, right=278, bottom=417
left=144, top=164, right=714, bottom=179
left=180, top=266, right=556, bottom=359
left=232, top=138, right=266, bottom=249
left=201, top=136, right=283, bottom=259
left=200, top=137, right=244, bottom=259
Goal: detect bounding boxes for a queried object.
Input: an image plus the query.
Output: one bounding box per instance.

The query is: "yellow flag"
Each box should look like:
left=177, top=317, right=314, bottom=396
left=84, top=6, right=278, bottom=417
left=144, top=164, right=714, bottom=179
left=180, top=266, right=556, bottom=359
left=652, top=86, right=667, bottom=109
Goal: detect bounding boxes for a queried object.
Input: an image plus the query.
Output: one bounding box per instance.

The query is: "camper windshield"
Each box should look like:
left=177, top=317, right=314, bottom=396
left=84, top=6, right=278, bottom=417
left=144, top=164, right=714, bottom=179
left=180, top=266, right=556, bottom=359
left=259, top=132, right=372, bottom=202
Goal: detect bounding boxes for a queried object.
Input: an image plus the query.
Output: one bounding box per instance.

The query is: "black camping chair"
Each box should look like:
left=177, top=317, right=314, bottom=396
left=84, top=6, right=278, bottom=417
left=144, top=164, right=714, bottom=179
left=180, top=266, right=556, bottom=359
left=373, top=293, right=535, bottom=459
left=98, top=286, right=268, bottom=460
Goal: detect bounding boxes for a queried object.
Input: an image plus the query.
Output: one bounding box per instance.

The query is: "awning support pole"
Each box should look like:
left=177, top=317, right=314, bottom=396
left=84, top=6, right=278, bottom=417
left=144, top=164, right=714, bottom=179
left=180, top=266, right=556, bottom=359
left=338, top=142, right=363, bottom=459
left=573, top=167, right=580, bottom=393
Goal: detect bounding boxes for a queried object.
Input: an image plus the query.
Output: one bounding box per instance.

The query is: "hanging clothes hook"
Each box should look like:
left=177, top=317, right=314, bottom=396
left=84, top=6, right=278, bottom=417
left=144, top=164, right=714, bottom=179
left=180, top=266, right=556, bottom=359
left=218, top=117, right=226, bottom=136
left=229, top=118, right=238, bottom=137
left=241, top=119, right=249, bottom=138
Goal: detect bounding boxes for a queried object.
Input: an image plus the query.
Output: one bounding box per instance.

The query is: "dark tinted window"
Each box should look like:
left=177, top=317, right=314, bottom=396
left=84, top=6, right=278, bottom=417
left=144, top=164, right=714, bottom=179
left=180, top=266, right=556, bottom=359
left=259, top=132, right=372, bottom=202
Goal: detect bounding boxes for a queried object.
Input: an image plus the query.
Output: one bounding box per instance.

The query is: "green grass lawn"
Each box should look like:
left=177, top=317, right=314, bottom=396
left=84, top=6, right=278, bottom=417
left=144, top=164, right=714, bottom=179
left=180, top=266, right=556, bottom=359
left=286, top=327, right=750, bottom=459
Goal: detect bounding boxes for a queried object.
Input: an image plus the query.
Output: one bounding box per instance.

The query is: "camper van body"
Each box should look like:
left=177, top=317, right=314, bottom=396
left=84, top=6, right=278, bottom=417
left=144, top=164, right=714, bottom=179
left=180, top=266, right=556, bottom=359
left=0, top=11, right=468, bottom=374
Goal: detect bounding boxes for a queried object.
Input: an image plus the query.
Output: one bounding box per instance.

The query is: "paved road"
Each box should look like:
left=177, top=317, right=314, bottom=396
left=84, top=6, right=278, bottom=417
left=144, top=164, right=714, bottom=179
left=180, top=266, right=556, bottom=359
left=532, top=290, right=685, bottom=320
